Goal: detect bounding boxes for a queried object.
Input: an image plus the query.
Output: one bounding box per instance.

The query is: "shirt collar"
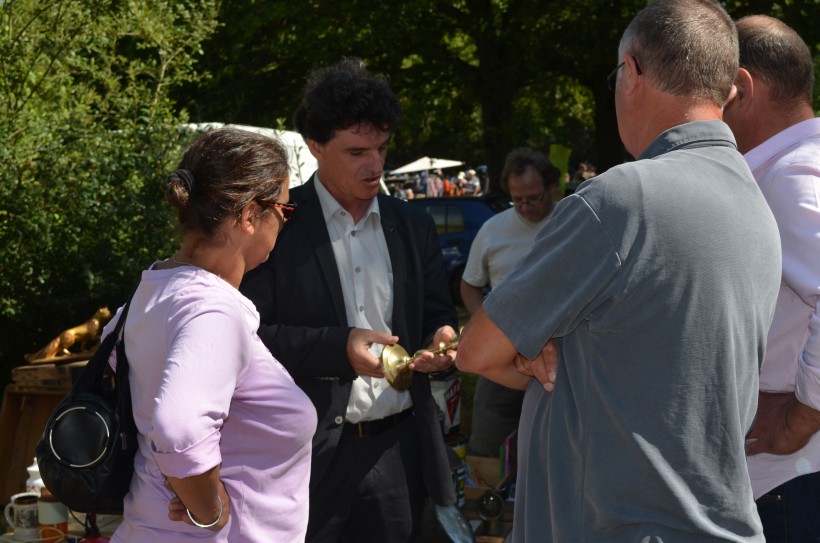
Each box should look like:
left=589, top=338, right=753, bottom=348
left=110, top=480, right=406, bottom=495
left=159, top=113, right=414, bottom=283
left=314, top=174, right=381, bottom=225
left=744, top=117, right=820, bottom=172
left=514, top=208, right=551, bottom=228
left=639, top=120, right=737, bottom=161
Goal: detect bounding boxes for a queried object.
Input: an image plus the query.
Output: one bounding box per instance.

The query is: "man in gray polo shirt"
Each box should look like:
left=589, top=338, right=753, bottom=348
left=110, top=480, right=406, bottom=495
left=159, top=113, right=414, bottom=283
left=457, top=1, right=782, bottom=541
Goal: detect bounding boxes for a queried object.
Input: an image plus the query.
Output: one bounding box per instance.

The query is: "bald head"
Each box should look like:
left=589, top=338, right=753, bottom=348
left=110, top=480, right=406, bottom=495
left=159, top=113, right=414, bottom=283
left=723, top=15, right=816, bottom=153
left=737, top=15, right=814, bottom=107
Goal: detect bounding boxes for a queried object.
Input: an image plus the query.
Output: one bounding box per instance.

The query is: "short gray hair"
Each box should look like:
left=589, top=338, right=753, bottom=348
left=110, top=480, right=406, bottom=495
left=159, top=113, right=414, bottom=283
left=619, top=0, right=738, bottom=107
left=737, top=15, right=814, bottom=106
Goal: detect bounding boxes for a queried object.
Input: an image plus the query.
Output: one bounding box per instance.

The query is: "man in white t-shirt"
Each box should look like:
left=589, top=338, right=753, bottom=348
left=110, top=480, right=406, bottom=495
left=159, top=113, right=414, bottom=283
left=461, top=148, right=560, bottom=456
left=464, top=169, right=482, bottom=196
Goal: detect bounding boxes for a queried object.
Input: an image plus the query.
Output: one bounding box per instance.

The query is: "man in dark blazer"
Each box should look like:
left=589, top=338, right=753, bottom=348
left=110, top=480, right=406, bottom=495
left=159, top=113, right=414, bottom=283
left=240, top=58, right=458, bottom=542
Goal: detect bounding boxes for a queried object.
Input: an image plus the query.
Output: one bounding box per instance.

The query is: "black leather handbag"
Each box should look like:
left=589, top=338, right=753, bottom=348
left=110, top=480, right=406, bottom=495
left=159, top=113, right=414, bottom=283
left=36, top=296, right=138, bottom=514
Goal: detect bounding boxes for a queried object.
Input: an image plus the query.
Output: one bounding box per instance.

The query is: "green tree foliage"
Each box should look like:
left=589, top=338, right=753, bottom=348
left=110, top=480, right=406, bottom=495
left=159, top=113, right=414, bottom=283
left=176, top=0, right=620, bottom=190
left=178, top=0, right=820, bottom=190
left=2, top=0, right=819, bottom=384
left=0, top=0, right=220, bottom=381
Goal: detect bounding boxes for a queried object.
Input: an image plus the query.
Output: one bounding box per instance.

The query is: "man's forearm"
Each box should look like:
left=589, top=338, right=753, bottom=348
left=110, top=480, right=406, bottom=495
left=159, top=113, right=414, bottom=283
left=460, top=280, right=485, bottom=317
left=477, top=364, right=531, bottom=390
left=457, top=307, right=527, bottom=389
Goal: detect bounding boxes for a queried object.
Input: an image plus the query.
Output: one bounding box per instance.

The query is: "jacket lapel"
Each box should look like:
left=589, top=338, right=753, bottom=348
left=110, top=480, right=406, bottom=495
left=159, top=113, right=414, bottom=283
left=378, top=195, right=407, bottom=338
left=297, top=180, right=349, bottom=326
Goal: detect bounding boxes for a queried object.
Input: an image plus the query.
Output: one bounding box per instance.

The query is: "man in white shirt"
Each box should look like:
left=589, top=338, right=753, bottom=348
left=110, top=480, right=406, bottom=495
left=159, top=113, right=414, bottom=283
left=723, top=15, right=820, bottom=541
left=461, top=148, right=559, bottom=456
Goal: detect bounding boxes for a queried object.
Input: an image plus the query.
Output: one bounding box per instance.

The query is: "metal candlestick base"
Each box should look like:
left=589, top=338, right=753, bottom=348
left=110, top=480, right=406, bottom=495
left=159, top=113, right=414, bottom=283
left=380, top=337, right=459, bottom=390
left=381, top=344, right=414, bottom=390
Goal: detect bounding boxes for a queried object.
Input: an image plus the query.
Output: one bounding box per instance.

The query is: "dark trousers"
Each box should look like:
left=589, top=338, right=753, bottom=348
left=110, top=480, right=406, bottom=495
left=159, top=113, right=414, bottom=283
left=468, top=376, right=524, bottom=456
left=757, top=470, right=820, bottom=542
left=306, top=415, right=425, bottom=543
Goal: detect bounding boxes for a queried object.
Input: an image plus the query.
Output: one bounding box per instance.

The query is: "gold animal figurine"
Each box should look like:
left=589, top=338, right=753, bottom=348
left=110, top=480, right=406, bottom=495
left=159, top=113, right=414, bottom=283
left=25, top=307, right=113, bottom=363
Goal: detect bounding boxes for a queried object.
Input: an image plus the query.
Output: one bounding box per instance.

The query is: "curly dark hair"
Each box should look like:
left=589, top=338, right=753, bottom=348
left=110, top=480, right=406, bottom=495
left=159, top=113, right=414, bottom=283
left=293, top=57, right=401, bottom=143
left=500, top=148, right=560, bottom=193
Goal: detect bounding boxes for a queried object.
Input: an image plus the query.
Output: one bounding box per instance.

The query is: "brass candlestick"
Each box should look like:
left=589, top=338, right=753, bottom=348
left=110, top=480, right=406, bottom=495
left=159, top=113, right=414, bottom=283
left=380, top=337, right=459, bottom=390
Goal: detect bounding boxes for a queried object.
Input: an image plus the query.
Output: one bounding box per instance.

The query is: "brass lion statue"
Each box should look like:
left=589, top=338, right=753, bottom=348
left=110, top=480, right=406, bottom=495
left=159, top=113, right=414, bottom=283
left=25, top=307, right=113, bottom=362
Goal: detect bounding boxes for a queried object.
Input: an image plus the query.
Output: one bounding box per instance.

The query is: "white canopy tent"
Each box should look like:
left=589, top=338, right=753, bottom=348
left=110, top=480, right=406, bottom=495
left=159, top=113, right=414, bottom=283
left=390, top=156, right=463, bottom=174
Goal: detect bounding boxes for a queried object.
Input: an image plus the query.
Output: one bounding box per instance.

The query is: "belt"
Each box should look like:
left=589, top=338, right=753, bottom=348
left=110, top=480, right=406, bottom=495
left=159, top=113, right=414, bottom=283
left=343, top=409, right=413, bottom=438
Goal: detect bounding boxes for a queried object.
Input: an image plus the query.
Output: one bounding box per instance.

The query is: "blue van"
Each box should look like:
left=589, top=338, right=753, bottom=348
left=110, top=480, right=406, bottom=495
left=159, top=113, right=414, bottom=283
left=406, top=195, right=510, bottom=305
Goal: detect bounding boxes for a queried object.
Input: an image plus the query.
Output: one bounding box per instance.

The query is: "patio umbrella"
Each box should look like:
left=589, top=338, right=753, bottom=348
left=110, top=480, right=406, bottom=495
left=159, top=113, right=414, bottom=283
left=391, top=156, right=463, bottom=174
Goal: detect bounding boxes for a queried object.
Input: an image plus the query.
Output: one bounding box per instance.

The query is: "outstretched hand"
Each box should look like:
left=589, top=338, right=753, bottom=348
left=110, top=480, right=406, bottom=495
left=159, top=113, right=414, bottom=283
left=409, top=325, right=458, bottom=373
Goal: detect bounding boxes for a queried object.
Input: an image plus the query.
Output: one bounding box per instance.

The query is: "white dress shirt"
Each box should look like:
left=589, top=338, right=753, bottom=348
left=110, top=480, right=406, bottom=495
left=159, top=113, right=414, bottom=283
left=314, top=178, right=412, bottom=423
left=745, top=117, right=820, bottom=498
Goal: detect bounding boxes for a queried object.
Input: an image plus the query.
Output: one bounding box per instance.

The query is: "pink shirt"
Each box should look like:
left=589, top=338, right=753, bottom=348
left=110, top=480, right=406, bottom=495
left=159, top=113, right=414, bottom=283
left=108, top=266, right=316, bottom=542
left=745, top=117, right=820, bottom=497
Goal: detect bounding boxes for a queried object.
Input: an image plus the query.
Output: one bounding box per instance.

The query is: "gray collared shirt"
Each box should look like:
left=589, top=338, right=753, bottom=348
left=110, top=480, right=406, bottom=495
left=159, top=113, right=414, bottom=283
left=487, top=120, right=779, bottom=542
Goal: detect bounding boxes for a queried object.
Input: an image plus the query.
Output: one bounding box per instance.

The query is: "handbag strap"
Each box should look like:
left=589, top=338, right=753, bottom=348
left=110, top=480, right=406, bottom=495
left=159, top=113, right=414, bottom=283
left=113, top=298, right=138, bottom=437
left=71, top=290, right=137, bottom=393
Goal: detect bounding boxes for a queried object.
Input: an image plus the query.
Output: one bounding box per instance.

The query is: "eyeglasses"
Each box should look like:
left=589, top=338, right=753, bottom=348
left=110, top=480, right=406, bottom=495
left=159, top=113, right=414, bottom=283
left=257, top=200, right=297, bottom=221
left=606, top=56, right=643, bottom=92
left=512, top=192, right=546, bottom=207
left=606, top=62, right=625, bottom=92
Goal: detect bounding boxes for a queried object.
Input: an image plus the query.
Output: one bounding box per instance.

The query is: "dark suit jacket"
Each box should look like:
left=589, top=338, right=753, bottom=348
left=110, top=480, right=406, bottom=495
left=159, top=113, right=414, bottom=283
left=240, top=179, right=457, bottom=506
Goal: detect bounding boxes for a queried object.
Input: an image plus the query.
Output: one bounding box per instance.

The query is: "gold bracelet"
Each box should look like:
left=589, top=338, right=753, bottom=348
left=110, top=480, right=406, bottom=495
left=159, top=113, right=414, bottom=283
left=186, top=495, right=223, bottom=529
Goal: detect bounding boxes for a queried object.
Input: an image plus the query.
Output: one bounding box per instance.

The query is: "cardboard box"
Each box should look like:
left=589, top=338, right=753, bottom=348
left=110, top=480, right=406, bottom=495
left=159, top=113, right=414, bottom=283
left=11, top=361, right=86, bottom=391
left=431, top=373, right=462, bottom=437
left=464, top=455, right=504, bottom=501
left=462, top=455, right=515, bottom=527
left=474, top=521, right=513, bottom=543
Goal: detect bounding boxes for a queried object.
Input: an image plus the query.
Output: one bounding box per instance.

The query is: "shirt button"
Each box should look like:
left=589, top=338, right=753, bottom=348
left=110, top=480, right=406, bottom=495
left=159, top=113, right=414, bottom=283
left=351, top=231, right=356, bottom=237
left=373, top=381, right=379, bottom=388
left=334, top=416, right=344, bottom=425
left=355, top=267, right=361, bottom=273
left=359, top=306, right=364, bottom=312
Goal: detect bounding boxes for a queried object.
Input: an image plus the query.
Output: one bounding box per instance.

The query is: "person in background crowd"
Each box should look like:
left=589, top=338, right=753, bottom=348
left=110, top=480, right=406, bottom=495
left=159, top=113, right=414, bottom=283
left=723, top=15, right=820, bottom=542
left=565, top=161, right=597, bottom=196
left=427, top=169, right=443, bottom=198
left=402, top=181, right=415, bottom=200
left=457, top=1, right=781, bottom=540
left=415, top=170, right=427, bottom=197
left=461, top=148, right=560, bottom=457
left=442, top=175, right=456, bottom=197
left=108, top=127, right=316, bottom=542
left=464, top=169, right=482, bottom=196
left=240, top=58, right=459, bottom=543
left=571, top=161, right=596, bottom=184
left=455, top=171, right=467, bottom=196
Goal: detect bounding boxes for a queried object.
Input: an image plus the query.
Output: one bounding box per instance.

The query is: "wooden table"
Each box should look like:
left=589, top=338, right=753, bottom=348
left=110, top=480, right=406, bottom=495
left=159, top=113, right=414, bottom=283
left=0, top=385, right=68, bottom=499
